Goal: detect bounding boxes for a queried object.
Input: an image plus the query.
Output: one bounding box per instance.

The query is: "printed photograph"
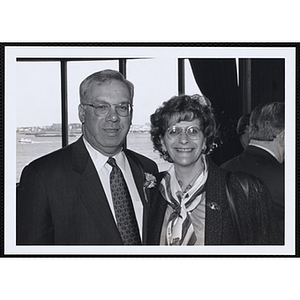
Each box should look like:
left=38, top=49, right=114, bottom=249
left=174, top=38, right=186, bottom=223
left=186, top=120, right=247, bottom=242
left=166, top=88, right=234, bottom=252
left=4, top=45, right=296, bottom=256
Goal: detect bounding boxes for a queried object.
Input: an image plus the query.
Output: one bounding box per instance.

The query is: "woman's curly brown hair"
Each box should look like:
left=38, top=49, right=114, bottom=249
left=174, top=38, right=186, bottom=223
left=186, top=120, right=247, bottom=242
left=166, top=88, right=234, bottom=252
left=150, top=94, right=217, bottom=162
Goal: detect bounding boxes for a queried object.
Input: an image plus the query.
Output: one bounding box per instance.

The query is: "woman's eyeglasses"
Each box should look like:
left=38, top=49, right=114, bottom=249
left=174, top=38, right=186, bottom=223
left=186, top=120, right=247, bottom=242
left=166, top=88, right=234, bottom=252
left=166, top=125, right=202, bottom=140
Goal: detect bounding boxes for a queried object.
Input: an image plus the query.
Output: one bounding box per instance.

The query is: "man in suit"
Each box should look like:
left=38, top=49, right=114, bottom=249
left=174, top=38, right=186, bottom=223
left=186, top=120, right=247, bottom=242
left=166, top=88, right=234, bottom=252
left=221, top=102, right=284, bottom=243
left=17, top=69, right=158, bottom=245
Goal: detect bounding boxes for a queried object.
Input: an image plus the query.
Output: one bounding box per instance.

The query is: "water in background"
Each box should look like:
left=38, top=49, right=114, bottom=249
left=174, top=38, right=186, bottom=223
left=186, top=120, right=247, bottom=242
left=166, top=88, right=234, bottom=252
left=16, top=132, right=170, bottom=182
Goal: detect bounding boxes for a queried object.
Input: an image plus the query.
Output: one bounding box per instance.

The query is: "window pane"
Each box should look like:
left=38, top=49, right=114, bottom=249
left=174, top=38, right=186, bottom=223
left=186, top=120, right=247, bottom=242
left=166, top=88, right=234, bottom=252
left=16, top=62, right=61, bottom=182
left=16, top=61, right=119, bottom=182
left=126, top=58, right=201, bottom=172
left=126, top=58, right=176, bottom=172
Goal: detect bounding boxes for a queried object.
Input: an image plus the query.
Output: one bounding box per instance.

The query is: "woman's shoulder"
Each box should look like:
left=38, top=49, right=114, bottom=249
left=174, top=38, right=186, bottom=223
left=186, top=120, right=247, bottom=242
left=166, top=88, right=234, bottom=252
left=226, top=170, right=272, bottom=208
left=228, top=171, right=266, bottom=191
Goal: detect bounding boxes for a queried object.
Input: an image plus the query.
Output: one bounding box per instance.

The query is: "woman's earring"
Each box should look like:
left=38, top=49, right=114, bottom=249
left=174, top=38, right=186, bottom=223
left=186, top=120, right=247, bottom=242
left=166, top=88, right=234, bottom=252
left=161, top=146, right=170, bottom=161
left=162, top=150, right=169, bottom=160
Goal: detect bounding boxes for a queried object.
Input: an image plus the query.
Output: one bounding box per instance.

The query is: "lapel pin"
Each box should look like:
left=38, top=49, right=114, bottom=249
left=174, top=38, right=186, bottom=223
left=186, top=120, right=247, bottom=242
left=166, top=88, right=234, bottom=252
left=208, top=202, right=220, bottom=210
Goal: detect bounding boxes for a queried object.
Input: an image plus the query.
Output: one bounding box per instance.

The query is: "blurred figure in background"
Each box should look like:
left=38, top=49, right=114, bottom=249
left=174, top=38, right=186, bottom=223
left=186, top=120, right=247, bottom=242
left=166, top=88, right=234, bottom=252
left=222, top=102, right=285, bottom=243
left=209, top=110, right=244, bottom=166
left=236, top=113, right=250, bottom=150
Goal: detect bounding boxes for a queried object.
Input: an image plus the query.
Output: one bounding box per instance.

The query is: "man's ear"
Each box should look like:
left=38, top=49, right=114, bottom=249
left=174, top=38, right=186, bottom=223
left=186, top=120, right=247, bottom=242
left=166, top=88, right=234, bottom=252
left=78, top=104, right=85, bottom=124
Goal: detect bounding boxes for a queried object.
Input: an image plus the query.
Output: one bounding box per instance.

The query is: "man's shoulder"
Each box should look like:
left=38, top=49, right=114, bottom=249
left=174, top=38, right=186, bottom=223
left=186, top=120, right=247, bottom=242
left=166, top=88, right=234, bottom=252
left=124, top=148, right=155, bottom=163
left=221, top=145, right=282, bottom=177
left=221, top=146, right=264, bottom=170
left=27, top=138, right=82, bottom=169
left=124, top=149, right=158, bottom=170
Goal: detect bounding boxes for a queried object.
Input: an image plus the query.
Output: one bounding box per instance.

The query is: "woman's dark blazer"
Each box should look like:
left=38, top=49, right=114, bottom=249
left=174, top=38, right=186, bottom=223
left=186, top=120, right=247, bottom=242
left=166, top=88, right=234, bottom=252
left=147, top=157, right=281, bottom=245
left=16, top=136, right=158, bottom=245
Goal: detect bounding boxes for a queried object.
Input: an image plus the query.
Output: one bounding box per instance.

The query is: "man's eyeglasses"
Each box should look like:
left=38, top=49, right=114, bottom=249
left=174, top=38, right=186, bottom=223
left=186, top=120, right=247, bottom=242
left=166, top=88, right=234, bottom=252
left=166, top=125, right=202, bottom=140
left=82, top=102, right=133, bottom=117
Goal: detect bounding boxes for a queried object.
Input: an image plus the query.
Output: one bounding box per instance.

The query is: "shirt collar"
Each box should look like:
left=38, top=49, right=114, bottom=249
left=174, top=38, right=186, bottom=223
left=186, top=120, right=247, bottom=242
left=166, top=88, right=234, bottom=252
left=83, top=136, right=126, bottom=170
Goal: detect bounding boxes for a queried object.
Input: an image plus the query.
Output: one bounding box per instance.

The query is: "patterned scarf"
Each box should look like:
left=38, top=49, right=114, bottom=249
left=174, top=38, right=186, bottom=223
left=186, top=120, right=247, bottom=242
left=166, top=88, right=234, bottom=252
left=159, top=157, right=208, bottom=245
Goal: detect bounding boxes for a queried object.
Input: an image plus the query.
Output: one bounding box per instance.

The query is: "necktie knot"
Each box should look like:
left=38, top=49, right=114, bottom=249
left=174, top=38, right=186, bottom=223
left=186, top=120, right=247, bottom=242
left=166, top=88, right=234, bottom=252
left=107, top=157, right=117, bottom=168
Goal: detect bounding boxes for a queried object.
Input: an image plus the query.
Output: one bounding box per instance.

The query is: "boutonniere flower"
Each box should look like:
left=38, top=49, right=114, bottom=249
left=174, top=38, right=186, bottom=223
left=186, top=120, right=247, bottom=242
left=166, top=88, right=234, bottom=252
left=143, top=173, right=157, bottom=189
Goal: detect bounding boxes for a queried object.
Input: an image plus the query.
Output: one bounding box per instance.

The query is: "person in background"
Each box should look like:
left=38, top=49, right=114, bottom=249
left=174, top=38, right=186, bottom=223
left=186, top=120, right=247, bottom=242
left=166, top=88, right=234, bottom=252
left=17, top=69, right=158, bottom=245
left=208, top=110, right=243, bottom=166
left=147, top=94, right=280, bottom=245
left=221, top=102, right=284, bottom=243
left=236, top=113, right=250, bottom=150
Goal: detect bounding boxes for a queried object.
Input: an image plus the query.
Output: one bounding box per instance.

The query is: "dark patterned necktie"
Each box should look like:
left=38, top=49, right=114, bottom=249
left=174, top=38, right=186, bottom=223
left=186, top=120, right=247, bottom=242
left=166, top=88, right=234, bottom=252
left=107, top=157, right=141, bottom=245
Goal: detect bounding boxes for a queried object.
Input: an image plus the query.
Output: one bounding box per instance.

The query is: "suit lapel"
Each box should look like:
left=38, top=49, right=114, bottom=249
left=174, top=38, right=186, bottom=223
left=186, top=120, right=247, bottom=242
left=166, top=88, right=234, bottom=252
left=205, top=159, right=223, bottom=245
left=205, top=193, right=222, bottom=245
left=150, top=181, right=168, bottom=244
left=71, top=139, right=149, bottom=244
left=124, top=150, right=147, bottom=204
left=72, top=137, right=122, bottom=243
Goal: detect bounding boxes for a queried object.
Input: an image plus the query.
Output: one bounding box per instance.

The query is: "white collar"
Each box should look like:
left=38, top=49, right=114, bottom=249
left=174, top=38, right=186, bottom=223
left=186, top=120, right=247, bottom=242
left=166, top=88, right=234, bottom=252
left=83, top=137, right=126, bottom=170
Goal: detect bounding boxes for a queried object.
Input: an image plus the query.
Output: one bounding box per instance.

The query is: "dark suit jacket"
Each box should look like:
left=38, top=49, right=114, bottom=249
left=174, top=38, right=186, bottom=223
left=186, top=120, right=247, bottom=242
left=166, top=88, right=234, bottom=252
left=147, top=157, right=281, bottom=245
left=221, top=145, right=284, bottom=240
left=17, top=136, right=158, bottom=245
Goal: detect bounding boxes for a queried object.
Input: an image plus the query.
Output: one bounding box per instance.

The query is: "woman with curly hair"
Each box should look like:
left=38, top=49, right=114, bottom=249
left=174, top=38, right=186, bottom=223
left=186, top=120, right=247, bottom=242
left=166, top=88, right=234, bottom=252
left=147, top=94, right=280, bottom=245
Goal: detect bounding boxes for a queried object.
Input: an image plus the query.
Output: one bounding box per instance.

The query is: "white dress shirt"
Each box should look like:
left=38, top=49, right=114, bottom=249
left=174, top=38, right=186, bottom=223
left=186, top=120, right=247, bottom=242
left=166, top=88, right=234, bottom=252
left=83, top=137, right=144, bottom=239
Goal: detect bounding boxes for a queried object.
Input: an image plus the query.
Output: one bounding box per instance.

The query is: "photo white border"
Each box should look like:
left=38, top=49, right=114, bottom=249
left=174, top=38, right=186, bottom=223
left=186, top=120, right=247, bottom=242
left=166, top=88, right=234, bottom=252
left=4, top=45, right=296, bottom=256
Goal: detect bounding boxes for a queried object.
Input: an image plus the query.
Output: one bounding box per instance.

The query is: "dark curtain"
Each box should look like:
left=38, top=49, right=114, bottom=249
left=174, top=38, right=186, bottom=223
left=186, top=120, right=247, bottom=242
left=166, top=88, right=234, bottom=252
left=189, top=58, right=240, bottom=118
left=189, top=59, right=242, bottom=165
left=249, top=59, right=285, bottom=109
